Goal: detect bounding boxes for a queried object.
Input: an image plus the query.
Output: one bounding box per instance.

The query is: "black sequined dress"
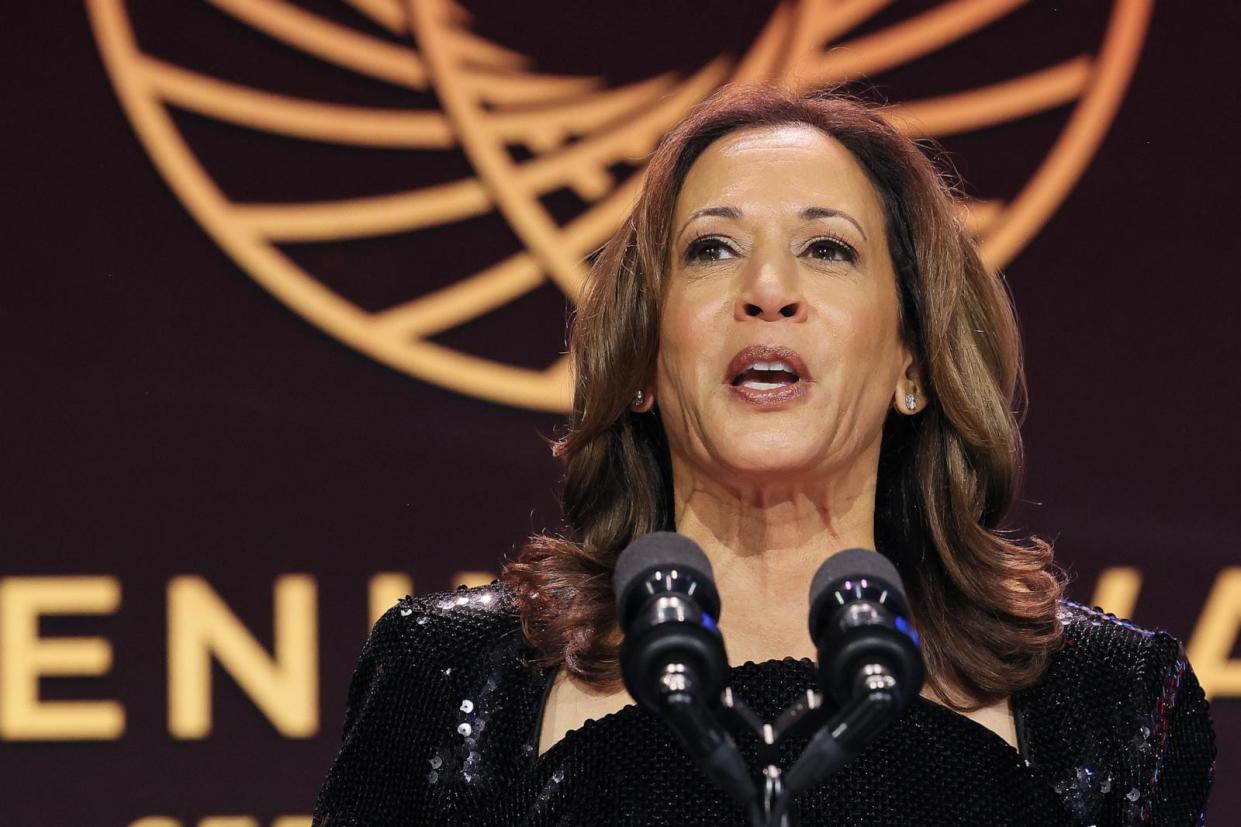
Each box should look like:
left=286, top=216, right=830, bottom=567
left=312, top=584, right=1215, bottom=825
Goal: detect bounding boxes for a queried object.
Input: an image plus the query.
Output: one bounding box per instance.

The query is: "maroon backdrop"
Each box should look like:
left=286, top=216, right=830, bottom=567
left=3, top=2, right=1237, bottom=824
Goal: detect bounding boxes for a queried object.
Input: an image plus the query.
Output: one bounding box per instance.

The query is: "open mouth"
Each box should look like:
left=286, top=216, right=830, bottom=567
left=725, top=346, right=810, bottom=395
left=731, top=360, right=801, bottom=390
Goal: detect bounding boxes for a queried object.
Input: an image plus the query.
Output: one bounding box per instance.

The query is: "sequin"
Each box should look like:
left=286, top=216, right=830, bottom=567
left=313, top=586, right=1216, bottom=826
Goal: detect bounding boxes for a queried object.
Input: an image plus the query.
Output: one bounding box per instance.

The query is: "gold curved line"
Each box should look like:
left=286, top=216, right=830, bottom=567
left=342, top=0, right=407, bottom=35
left=445, top=28, right=529, bottom=71
left=732, top=0, right=797, bottom=82
left=959, top=199, right=1003, bottom=235
left=407, top=0, right=617, bottom=298
left=205, top=0, right=429, bottom=90
left=488, top=73, right=676, bottom=151
left=401, top=339, right=572, bottom=410
left=377, top=173, right=646, bottom=340
left=510, top=67, right=724, bottom=201
left=980, top=0, right=1152, bottom=267
left=141, top=57, right=454, bottom=148
left=88, top=0, right=571, bottom=413
left=233, top=178, right=491, bottom=242
left=790, top=0, right=1026, bottom=88
left=780, top=0, right=892, bottom=77
left=464, top=67, right=602, bottom=107
left=231, top=89, right=674, bottom=243
left=560, top=173, right=645, bottom=251
left=884, top=56, right=1092, bottom=138
left=542, top=354, right=571, bottom=383
left=372, top=253, right=544, bottom=337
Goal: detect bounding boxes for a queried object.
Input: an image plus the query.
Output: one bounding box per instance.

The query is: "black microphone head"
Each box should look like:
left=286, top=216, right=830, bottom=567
left=808, top=548, right=907, bottom=635
left=613, top=532, right=716, bottom=627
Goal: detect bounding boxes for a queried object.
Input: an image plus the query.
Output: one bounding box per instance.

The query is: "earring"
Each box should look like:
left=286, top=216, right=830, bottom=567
left=905, top=388, right=917, bottom=411
left=632, top=389, right=645, bottom=408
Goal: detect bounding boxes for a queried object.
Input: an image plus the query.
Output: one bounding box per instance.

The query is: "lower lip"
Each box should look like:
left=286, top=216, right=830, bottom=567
left=727, top=380, right=808, bottom=408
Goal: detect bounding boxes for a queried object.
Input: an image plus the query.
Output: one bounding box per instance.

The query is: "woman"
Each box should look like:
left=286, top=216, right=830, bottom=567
left=312, top=86, right=1215, bottom=825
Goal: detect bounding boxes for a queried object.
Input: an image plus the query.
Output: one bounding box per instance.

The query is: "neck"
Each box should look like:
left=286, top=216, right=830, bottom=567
left=670, top=455, right=879, bottom=666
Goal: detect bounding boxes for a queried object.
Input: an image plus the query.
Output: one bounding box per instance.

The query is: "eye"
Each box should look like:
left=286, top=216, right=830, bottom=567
left=685, top=236, right=736, bottom=263
left=804, top=236, right=858, bottom=264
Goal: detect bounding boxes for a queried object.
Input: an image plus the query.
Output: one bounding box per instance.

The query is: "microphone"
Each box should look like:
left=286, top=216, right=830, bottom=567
left=614, top=531, right=726, bottom=711
left=806, top=548, right=923, bottom=711
left=614, top=532, right=759, bottom=817
left=777, top=548, right=925, bottom=810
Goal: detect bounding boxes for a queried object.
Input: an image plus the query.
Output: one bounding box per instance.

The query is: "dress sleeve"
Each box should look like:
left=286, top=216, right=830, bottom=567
left=1141, top=633, right=1216, bottom=825
left=312, top=598, right=452, bottom=826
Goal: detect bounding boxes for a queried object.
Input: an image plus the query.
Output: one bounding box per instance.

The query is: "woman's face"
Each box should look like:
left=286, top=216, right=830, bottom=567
left=655, top=124, right=912, bottom=489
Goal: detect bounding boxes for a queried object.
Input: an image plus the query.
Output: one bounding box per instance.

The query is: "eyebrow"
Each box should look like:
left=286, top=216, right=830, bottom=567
left=677, top=205, right=869, bottom=242
left=800, top=206, right=868, bottom=242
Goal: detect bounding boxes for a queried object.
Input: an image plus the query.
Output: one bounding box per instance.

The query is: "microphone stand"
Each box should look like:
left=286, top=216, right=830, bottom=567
left=717, top=663, right=902, bottom=827
left=654, top=663, right=766, bottom=827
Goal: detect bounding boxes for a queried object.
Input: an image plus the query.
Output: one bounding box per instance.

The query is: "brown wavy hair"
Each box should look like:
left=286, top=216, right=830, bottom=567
left=502, top=84, right=1064, bottom=711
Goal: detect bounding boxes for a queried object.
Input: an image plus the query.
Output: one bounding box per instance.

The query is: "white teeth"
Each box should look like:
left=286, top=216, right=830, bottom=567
left=742, top=381, right=784, bottom=391
left=747, top=360, right=793, bottom=373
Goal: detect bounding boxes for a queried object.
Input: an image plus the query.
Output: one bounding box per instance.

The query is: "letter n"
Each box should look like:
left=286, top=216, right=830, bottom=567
left=168, top=575, right=317, bottom=738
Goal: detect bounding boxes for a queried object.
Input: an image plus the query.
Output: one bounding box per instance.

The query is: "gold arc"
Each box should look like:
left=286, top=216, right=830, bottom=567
left=146, top=52, right=670, bottom=155
left=780, top=0, right=895, bottom=79
left=731, top=0, right=797, bottom=82
left=232, top=86, right=675, bottom=243
left=233, top=178, right=491, bottom=242
left=487, top=73, right=677, bottom=151
left=464, top=68, right=601, bottom=107
left=884, top=56, right=1092, bottom=139
left=230, top=75, right=689, bottom=244
left=372, top=170, right=649, bottom=341
left=141, top=57, right=454, bottom=148
left=88, top=0, right=570, bottom=411
left=790, top=0, right=1028, bottom=88
left=978, top=0, right=1153, bottom=266
left=372, top=252, right=544, bottom=338
left=206, top=0, right=429, bottom=89
left=342, top=0, right=407, bottom=36
left=409, top=0, right=731, bottom=300
left=88, top=0, right=1151, bottom=412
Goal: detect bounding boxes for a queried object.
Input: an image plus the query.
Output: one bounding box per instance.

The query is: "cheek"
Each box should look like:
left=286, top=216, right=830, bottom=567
left=657, top=286, right=725, bottom=385
left=815, top=287, right=904, bottom=394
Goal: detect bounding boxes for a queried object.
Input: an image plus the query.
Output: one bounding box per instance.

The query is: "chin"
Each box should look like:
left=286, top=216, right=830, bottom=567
left=713, top=440, right=821, bottom=479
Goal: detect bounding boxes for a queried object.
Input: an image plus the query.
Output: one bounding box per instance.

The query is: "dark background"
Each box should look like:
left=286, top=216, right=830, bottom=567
left=3, top=2, right=1237, bottom=824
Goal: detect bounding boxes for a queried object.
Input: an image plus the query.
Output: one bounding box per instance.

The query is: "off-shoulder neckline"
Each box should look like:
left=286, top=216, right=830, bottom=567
left=531, top=657, right=1028, bottom=772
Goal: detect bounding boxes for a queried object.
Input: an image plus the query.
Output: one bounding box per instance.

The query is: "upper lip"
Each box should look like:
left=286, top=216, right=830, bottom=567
left=725, top=345, right=811, bottom=384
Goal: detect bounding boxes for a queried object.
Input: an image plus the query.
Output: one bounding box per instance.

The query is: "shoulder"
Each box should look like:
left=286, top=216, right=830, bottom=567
left=1050, top=599, right=1182, bottom=682
left=313, top=583, right=536, bottom=825
left=338, top=581, right=528, bottom=732
left=1023, top=600, right=1216, bottom=824
left=1044, top=599, right=1208, bottom=725
left=366, top=581, right=526, bottom=670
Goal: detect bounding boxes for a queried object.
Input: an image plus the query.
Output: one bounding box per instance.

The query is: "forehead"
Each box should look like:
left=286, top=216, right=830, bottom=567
left=674, top=124, right=884, bottom=226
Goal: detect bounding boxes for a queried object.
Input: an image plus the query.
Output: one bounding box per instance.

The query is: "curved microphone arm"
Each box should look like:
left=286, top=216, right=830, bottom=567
left=655, top=664, right=765, bottom=827
left=767, top=664, right=902, bottom=826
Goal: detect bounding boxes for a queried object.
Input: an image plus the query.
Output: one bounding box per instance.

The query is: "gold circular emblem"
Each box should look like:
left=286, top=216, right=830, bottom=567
left=88, top=0, right=1152, bottom=412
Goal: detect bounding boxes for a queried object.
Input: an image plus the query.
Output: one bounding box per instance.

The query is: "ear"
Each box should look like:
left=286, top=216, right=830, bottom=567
left=631, top=385, right=656, bottom=413
left=892, top=352, right=923, bottom=416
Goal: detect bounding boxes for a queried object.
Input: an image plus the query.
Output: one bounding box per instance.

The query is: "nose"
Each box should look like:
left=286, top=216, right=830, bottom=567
left=733, top=255, right=807, bottom=322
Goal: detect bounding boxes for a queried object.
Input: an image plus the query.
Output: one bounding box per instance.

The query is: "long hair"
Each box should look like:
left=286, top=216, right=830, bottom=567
left=502, top=84, right=1064, bottom=711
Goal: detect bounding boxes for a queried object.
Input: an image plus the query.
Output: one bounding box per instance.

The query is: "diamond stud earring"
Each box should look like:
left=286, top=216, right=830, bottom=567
left=632, top=389, right=645, bottom=408
left=905, top=389, right=918, bottom=411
